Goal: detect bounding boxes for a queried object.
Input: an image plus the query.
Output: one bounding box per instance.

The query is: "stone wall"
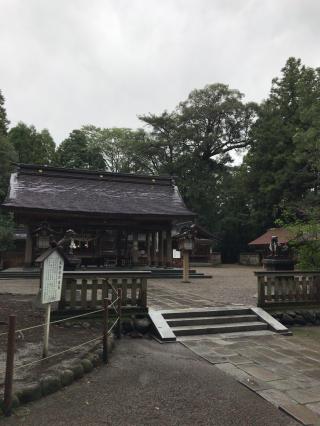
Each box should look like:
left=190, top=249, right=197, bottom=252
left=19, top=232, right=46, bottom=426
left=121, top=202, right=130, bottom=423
left=239, top=252, right=261, bottom=266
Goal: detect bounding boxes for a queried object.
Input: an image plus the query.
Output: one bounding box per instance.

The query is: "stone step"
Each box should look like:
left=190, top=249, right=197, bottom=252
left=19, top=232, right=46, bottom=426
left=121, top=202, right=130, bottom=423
left=171, top=321, right=268, bottom=336
left=150, top=273, right=212, bottom=279
left=167, top=314, right=259, bottom=327
left=162, top=307, right=252, bottom=319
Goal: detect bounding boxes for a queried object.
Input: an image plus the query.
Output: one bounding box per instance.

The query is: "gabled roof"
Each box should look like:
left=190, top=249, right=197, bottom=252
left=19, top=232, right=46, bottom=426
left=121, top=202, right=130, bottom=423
left=3, top=164, right=195, bottom=219
left=248, top=228, right=293, bottom=246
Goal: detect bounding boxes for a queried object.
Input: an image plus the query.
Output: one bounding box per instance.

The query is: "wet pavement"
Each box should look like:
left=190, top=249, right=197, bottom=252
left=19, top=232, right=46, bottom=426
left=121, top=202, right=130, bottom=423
left=2, top=338, right=298, bottom=426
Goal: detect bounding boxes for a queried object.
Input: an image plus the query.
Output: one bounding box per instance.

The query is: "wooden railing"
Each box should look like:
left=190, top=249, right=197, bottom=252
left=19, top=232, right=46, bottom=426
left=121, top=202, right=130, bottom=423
left=255, top=271, right=320, bottom=307
left=59, top=271, right=150, bottom=311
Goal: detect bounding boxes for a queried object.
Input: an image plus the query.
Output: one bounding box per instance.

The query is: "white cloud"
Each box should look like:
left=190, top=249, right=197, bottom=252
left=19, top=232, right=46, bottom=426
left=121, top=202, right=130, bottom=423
left=1, top=0, right=319, bottom=143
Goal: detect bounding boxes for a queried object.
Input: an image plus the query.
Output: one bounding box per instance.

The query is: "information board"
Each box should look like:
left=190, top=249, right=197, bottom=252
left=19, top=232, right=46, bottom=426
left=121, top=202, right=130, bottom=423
left=41, top=250, right=64, bottom=304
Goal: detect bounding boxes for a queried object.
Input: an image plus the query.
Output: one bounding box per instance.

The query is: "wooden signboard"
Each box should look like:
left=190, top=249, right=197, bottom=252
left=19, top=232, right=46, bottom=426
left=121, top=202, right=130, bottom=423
left=36, top=248, right=65, bottom=357
left=40, top=249, right=64, bottom=304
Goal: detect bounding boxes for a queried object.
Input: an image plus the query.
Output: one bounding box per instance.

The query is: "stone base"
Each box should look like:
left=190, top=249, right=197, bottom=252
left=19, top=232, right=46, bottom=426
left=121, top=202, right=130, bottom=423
left=263, top=258, right=295, bottom=271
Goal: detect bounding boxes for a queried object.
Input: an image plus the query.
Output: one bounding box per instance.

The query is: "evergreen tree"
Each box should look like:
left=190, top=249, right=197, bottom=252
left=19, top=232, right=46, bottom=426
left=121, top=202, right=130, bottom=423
left=243, top=58, right=320, bottom=234
left=55, top=129, right=105, bottom=169
left=0, top=90, right=9, bottom=136
left=8, top=122, right=55, bottom=164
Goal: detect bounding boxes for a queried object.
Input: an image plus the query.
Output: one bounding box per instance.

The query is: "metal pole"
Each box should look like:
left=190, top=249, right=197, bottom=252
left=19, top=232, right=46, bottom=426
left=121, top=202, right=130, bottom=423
left=42, top=303, right=51, bottom=358
left=102, top=298, right=109, bottom=364
left=117, top=288, right=122, bottom=339
left=4, top=315, right=16, bottom=417
left=182, top=250, right=190, bottom=283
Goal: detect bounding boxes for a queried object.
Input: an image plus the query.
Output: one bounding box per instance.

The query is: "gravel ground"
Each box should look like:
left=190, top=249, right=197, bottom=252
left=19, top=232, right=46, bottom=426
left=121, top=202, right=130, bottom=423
left=1, top=337, right=298, bottom=426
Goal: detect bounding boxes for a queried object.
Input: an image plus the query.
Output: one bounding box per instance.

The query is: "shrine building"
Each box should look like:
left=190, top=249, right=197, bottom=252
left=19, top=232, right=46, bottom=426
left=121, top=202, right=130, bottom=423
left=2, top=163, right=196, bottom=268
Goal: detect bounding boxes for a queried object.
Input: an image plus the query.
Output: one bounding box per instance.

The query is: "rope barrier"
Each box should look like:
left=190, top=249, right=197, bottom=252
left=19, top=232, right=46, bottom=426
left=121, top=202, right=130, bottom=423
left=108, top=318, right=119, bottom=334
left=0, top=308, right=105, bottom=337
left=15, top=335, right=102, bottom=371
left=109, top=297, right=120, bottom=309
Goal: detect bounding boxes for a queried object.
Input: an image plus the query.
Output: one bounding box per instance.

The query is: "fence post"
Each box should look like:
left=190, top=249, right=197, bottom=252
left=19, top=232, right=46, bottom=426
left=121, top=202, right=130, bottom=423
left=140, top=278, right=147, bottom=308
left=102, top=298, right=109, bottom=364
left=117, top=288, right=122, bottom=339
left=4, top=315, right=16, bottom=417
left=257, top=276, right=265, bottom=307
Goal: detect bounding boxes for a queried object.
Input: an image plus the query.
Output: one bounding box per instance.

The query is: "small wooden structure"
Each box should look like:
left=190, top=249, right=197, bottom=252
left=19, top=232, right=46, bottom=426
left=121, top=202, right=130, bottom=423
left=2, top=164, right=195, bottom=269
left=173, top=222, right=217, bottom=266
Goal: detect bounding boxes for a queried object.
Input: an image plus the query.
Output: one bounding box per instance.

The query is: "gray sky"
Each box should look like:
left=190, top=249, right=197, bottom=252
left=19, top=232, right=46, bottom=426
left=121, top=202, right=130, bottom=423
left=1, top=0, right=320, bottom=144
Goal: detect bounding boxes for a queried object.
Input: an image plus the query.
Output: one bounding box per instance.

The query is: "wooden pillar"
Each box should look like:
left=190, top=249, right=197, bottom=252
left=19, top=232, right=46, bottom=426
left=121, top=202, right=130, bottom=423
left=166, top=230, right=172, bottom=267
left=132, top=232, right=139, bottom=265
left=151, top=232, right=156, bottom=266
left=146, top=232, right=151, bottom=266
left=159, top=231, right=164, bottom=267
left=24, top=226, right=33, bottom=267
left=155, top=232, right=159, bottom=266
left=182, top=250, right=190, bottom=283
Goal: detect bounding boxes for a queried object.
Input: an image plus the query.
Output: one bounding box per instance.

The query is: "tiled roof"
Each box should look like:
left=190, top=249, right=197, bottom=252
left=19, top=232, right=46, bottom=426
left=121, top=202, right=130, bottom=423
left=248, top=228, right=293, bottom=246
left=3, top=164, right=195, bottom=218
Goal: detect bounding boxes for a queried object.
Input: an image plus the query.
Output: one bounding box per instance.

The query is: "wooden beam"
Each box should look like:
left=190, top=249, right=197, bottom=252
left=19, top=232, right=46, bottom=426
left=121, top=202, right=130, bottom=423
left=24, top=226, right=33, bottom=266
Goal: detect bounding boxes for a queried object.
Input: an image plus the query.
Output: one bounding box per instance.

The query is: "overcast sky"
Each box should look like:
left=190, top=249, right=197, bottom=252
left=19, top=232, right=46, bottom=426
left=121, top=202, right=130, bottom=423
left=1, top=0, right=320, bottom=144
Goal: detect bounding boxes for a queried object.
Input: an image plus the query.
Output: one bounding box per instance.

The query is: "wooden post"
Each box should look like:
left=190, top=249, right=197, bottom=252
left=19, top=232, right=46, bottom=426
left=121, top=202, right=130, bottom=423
left=159, top=231, right=164, bottom=266
left=141, top=277, right=147, bottom=307
left=155, top=232, right=159, bottom=266
left=257, top=276, right=265, bottom=307
left=166, top=230, right=172, bottom=267
left=42, top=303, right=51, bottom=358
left=146, top=232, right=151, bottom=266
left=4, top=315, right=16, bottom=417
left=151, top=232, right=156, bottom=266
left=182, top=250, right=190, bottom=283
left=24, top=225, right=33, bottom=266
left=132, top=232, right=139, bottom=265
left=117, top=288, right=122, bottom=339
left=103, top=298, right=109, bottom=363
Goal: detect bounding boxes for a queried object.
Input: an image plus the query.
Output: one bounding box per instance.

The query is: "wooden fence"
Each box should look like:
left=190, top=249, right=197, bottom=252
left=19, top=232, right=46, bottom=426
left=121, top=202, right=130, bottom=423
left=59, top=271, right=150, bottom=311
left=255, top=271, right=320, bottom=307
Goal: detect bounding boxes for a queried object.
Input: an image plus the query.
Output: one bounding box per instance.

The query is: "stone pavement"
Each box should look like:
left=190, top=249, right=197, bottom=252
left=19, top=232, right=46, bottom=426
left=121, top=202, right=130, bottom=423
left=148, top=266, right=320, bottom=424
left=148, top=265, right=260, bottom=309
left=180, top=331, right=320, bottom=425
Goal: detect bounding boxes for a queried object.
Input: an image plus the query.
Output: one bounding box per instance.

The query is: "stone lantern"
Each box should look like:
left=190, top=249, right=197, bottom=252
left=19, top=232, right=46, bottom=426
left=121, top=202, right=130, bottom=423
left=176, top=230, right=195, bottom=283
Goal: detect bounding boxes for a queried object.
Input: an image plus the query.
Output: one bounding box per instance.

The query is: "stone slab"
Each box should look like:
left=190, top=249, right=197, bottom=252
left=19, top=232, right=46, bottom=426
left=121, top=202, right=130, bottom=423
left=239, top=376, right=272, bottom=392
left=287, top=387, right=320, bottom=404
left=258, top=389, right=298, bottom=408
left=307, top=402, right=320, bottom=416
left=239, top=364, right=283, bottom=381
left=280, top=404, right=320, bottom=425
left=148, top=310, right=176, bottom=342
left=215, top=363, right=252, bottom=381
left=251, top=307, right=290, bottom=334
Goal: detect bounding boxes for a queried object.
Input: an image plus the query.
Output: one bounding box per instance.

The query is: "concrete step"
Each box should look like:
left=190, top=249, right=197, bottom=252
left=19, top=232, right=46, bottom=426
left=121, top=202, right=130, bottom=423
left=171, top=321, right=268, bottom=336
left=167, top=314, right=259, bottom=327
left=162, top=307, right=252, bottom=319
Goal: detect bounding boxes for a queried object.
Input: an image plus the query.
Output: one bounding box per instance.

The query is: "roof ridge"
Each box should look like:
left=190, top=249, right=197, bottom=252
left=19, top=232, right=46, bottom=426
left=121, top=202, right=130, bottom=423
left=15, top=163, right=176, bottom=186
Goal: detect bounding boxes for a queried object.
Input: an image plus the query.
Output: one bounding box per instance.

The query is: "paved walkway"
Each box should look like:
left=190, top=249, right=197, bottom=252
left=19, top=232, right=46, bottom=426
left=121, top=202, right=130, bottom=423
left=148, top=265, right=260, bottom=310
left=179, top=331, right=320, bottom=425
left=2, top=338, right=298, bottom=426
left=148, top=266, right=320, bottom=424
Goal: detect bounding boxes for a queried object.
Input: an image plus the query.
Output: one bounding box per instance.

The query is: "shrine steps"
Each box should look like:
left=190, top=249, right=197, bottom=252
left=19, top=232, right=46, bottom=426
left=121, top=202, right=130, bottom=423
left=149, top=306, right=290, bottom=342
